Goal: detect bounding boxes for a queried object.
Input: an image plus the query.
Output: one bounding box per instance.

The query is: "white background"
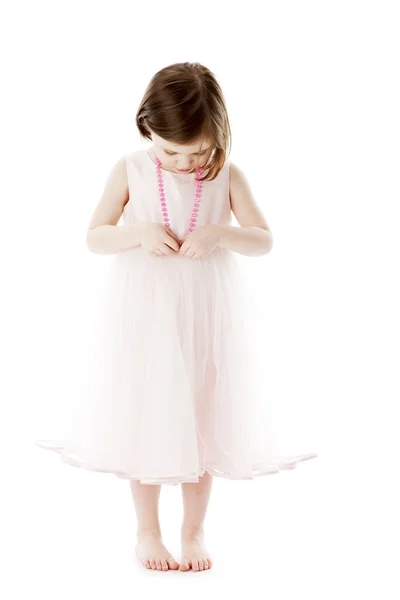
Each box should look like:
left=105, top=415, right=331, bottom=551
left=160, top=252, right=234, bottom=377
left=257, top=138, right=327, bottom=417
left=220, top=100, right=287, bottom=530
left=1, top=0, right=399, bottom=598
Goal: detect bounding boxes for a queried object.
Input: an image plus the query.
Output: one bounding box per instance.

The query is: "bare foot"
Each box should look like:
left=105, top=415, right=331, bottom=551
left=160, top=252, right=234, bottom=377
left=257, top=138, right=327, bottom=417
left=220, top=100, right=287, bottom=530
left=135, top=531, right=180, bottom=571
left=180, top=528, right=213, bottom=572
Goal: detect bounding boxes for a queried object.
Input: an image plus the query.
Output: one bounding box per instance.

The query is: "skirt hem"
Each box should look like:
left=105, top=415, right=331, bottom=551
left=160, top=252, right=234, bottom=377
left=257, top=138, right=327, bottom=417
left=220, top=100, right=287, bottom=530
left=35, top=440, right=318, bottom=486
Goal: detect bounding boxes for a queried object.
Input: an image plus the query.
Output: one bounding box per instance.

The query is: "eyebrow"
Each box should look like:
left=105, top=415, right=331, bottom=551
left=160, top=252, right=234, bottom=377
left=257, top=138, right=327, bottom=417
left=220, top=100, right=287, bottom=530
left=162, top=146, right=212, bottom=154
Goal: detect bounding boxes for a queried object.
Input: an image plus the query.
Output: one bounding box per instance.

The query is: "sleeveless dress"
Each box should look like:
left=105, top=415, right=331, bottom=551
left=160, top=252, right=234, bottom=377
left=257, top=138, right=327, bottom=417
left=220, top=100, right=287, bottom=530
left=35, top=149, right=318, bottom=485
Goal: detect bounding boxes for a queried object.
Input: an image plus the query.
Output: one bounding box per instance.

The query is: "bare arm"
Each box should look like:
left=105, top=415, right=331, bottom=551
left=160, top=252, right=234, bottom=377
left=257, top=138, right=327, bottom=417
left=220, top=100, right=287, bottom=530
left=86, top=156, right=144, bottom=254
left=216, top=162, right=273, bottom=257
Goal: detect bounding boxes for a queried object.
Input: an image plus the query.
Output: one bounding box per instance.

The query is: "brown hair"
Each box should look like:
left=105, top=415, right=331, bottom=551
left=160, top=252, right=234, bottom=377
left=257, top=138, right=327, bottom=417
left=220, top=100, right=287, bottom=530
left=135, top=62, right=232, bottom=182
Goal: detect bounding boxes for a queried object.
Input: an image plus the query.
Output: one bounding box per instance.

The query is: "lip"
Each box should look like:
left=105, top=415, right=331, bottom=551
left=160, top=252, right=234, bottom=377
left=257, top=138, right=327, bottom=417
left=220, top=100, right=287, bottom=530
left=177, top=168, right=194, bottom=173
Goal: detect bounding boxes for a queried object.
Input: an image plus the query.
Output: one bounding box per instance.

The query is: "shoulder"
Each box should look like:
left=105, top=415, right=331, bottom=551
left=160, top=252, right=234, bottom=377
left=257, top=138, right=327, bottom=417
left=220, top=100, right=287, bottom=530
left=108, top=154, right=129, bottom=181
left=100, top=155, right=129, bottom=200
left=228, top=160, right=250, bottom=198
left=108, top=152, right=142, bottom=186
left=228, top=160, right=241, bottom=181
left=227, top=160, right=272, bottom=232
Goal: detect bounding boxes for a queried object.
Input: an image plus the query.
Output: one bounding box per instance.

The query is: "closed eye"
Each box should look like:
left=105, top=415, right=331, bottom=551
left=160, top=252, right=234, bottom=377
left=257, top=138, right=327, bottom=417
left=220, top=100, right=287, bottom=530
left=165, top=150, right=208, bottom=156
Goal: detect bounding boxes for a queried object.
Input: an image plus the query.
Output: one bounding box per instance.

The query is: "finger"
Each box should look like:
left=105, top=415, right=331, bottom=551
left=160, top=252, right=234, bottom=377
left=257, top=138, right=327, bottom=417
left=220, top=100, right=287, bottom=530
left=164, top=234, right=180, bottom=251
left=165, top=228, right=181, bottom=243
left=150, top=248, right=163, bottom=257
left=167, top=239, right=181, bottom=252
left=161, top=244, right=177, bottom=255
left=169, top=230, right=180, bottom=242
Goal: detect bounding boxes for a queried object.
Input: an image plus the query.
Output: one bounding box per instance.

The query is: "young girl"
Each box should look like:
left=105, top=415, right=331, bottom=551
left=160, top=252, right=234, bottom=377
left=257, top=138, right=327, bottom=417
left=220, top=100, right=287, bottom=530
left=36, top=61, right=318, bottom=573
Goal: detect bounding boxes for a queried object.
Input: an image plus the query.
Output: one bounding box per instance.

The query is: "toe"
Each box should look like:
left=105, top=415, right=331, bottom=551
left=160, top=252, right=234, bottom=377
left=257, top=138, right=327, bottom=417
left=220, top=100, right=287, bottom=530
left=161, top=559, right=169, bottom=571
left=145, top=560, right=151, bottom=569
left=167, top=557, right=180, bottom=570
left=203, top=559, right=209, bottom=570
left=198, top=559, right=204, bottom=571
left=156, top=560, right=162, bottom=571
left=179, top=560, right=191, bottom=571
left=150, top=559, right=156, bottom=569
left=192, top=559, right=199, bottom=572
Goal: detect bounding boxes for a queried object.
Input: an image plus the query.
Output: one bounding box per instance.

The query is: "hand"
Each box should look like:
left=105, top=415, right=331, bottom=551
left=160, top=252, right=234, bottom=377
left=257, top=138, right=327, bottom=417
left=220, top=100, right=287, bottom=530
left=139, top=222, right=181, bottom=257
left=178, top=224, right=220, bottom=259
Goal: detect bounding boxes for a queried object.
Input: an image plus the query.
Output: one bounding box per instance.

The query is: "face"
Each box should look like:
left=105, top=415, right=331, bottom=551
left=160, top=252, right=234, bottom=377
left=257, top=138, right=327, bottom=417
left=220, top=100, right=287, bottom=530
left=149, top=131, right=214, bottom=174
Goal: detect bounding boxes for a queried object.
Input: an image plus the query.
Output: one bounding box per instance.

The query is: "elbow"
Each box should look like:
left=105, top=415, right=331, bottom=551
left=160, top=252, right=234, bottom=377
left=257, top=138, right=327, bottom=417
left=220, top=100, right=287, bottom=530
left=262, top=229, right=273, bottom=255
left=86, top=228, right=97, bottom=253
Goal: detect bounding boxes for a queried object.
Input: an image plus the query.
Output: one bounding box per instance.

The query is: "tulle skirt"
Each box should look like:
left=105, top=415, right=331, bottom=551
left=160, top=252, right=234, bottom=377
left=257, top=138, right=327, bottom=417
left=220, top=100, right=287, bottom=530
left=35, top=245, right=318, bottom=485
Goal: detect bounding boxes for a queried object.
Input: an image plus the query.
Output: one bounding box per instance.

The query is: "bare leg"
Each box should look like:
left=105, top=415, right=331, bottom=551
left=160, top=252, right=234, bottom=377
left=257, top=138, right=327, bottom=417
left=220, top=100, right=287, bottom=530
left=130, top=480, right=180, bottom=571
left=180, top=471, right=213, bottom=572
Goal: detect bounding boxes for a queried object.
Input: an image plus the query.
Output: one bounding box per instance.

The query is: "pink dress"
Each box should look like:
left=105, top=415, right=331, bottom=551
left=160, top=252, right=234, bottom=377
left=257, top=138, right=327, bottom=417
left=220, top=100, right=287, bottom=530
left=35, top=149, right=318, bottom=485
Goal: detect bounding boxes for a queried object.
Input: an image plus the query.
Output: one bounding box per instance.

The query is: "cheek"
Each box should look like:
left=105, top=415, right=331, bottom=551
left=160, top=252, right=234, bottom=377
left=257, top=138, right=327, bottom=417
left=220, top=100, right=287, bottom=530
left=201, top=153, right=212, bottom=167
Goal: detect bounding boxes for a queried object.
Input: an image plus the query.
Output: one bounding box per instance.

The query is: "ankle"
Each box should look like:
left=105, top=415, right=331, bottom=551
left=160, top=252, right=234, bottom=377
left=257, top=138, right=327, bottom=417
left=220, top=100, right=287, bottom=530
left=137, top=526, right=162, bottom=539
left=181, top=524, right=204, bottom=539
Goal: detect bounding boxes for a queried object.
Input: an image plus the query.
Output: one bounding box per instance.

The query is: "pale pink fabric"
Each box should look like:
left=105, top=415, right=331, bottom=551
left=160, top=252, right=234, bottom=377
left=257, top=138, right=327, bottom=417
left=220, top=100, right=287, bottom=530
left=35, top=150, right=318, bottom=485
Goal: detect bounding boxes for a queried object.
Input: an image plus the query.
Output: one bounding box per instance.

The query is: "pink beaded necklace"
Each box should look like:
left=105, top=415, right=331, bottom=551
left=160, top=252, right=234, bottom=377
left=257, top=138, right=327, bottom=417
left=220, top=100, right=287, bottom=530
left=155, top=156, right=204, bottom=237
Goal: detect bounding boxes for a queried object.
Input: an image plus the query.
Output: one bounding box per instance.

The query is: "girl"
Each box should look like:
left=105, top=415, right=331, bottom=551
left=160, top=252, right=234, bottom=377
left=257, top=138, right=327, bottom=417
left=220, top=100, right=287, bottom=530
left=36, top=61, right=318, bottom=573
